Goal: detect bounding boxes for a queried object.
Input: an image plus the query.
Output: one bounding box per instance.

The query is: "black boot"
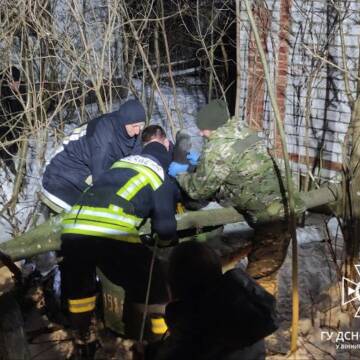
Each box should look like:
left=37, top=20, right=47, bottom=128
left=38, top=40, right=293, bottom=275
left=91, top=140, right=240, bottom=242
left=69, top=327, right=100, bottom=360
left=70, top=340, right=100, bottom=360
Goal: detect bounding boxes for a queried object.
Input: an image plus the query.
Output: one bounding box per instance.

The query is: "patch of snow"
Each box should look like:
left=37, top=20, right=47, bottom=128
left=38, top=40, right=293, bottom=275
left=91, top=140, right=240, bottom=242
left=296, top=225, right=326, bottom=244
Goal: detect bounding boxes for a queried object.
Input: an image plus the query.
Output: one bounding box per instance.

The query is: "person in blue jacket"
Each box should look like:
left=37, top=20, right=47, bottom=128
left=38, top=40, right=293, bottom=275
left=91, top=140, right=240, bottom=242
left=60, top=128, right=179, bottom=359
left=41, top=99, right=146, bottom=212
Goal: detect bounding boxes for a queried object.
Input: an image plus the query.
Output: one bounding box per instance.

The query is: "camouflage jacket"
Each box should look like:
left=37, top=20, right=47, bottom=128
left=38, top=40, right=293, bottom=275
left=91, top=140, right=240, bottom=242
left=177, top=118, right=304, bottom=227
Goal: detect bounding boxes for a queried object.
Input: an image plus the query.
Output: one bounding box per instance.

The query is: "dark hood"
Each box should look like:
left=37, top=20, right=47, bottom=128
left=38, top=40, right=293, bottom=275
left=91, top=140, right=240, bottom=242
left=141, top=142, right=171, bottom=171
left=113, top=99, right=146, bottom=154
left=117, top=99, right=146, bottom=125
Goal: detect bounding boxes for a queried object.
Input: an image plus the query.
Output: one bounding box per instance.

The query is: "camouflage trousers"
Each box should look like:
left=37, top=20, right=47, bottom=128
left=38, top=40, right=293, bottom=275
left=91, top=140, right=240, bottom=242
left=246, top=222, right=291, bottom=295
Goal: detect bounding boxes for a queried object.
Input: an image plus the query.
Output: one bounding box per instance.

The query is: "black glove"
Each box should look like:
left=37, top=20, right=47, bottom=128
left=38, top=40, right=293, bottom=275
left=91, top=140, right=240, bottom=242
left=140, top=234, right=179, bottom=248
left=140, top=234, right=155, bottom=247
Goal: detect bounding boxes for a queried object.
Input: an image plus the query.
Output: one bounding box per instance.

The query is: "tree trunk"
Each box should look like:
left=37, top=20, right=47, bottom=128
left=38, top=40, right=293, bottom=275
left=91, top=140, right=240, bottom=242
left=0, top=184, right=340, bottom=265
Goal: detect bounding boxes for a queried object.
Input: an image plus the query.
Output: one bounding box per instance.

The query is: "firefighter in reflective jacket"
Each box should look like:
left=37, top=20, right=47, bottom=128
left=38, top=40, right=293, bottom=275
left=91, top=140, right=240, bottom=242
left=60, top=129, right=179, bottom=359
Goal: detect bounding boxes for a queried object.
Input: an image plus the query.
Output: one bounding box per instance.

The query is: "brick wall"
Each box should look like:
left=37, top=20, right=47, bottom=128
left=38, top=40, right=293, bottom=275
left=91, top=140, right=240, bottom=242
left=238, top=0, right=360, bottom=181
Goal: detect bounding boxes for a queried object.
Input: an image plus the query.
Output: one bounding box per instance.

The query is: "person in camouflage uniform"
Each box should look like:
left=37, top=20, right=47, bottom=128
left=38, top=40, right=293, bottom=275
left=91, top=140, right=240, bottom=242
left=168, top=99, right=304, bottom=294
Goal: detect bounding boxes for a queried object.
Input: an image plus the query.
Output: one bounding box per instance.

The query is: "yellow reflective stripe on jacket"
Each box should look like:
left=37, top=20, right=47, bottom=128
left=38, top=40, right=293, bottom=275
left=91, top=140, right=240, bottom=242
left=62, top=223, right=141, bottom=243
left=62, top=220, right=138, bottom=234
left=117, top=173, right=149, bottom=201
left=70, top=205, right=142, bottom=223
left=62, top=204, right=142, bottom=242
left=68, top=296, right=96, bottom=314
left=64, top=206, right=142, bottom=228
left=151, top=317, right=168, bottom=335
left=111, top=161, right=162, bottom=190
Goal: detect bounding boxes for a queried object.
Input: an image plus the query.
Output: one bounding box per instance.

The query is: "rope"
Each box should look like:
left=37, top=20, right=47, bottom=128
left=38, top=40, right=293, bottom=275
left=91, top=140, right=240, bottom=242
left=139, top=237, right=158, bottom=342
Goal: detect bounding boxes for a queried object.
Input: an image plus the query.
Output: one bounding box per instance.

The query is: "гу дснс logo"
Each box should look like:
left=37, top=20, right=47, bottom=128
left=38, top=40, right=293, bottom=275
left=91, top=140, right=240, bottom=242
left=342, top=265, right=360, bottom=318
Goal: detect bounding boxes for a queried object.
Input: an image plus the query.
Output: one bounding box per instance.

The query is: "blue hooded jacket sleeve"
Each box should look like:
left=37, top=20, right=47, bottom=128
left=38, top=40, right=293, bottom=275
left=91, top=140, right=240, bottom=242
left=86, top=112, right=118, bottom=182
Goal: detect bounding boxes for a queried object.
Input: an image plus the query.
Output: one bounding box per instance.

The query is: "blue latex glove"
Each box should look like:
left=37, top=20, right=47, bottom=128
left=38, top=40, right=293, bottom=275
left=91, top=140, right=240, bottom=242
left=186, top=150, right=200, bottom=166
left=168, top=162, right=189, bottom=177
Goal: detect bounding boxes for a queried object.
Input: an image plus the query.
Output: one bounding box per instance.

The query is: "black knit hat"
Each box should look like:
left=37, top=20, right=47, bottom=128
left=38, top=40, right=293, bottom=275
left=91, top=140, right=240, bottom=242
left=196, top=99, right=229, bottom=130
left=142, top=141, right=171, bottom=170
left=118, top=99, right=146, bottom=125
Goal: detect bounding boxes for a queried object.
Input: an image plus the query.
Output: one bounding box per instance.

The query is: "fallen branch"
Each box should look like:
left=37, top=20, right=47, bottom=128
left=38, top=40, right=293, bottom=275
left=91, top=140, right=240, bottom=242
left=0, top=183, right=341, bottom=265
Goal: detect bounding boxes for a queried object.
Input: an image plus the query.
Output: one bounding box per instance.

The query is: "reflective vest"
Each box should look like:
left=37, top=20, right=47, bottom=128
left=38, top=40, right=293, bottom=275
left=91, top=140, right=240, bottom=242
left=62, top=155, right=164, bottom=243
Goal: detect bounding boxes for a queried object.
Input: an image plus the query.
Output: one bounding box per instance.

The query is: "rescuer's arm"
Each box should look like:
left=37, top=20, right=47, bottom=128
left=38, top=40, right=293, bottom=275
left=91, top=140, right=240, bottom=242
left=151, top=178, right=179, bottom=247
left=176, top=140, right=231, bottom=200
left=87, top=129, right=113, bottom=183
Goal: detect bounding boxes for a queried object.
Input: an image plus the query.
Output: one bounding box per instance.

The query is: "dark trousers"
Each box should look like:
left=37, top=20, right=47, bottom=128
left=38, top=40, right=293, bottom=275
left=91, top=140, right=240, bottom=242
left=61, top=234, right=169, bottom=336
left=61, top=234, right=169, bottom=304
